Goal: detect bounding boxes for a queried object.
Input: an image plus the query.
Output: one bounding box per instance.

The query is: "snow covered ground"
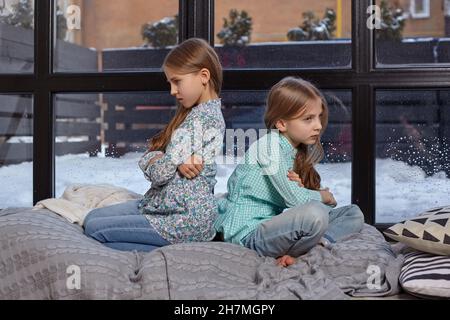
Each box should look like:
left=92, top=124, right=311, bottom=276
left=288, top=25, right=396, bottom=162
left=0, top=151, right=449, bottom=223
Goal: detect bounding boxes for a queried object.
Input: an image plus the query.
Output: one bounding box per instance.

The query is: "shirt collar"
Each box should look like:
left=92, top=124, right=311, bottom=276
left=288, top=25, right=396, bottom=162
left=278, top=132, right=297, bottom=159
left=193, top=98, right=221, bottom=112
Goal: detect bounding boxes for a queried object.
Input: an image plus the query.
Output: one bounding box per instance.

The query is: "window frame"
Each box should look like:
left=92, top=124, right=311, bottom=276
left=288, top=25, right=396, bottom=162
left=0, top=0, right=449, bottom=232
left=410, top=0, right=430, bottom=19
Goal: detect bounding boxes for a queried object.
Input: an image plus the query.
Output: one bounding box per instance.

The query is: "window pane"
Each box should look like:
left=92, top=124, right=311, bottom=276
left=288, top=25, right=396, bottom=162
left=0, top=0, right=34, bottom=73
left=54, top=0, right=178, bottom=72
left=0, top=94, right=33, bottom=208
left=318, top=90, right=352, bottom=207
left=375, top=0, right=449, bottom=67
left=219, top=89, right=352, bottom=206
left=54, top=92, right=176, bottom=197
left=214, top=0, right=352, bottom=69
left=376, top=90, right=450, bottom=223
left=54, top=90, right=352, bottom=206
left=414, top=0, right=426, bottom=15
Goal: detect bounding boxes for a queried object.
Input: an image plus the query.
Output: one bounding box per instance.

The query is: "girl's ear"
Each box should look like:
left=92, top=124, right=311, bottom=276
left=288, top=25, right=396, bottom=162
left=275, top=119, right=287, bottom=132
left=199, top=68, right=211, bottom=85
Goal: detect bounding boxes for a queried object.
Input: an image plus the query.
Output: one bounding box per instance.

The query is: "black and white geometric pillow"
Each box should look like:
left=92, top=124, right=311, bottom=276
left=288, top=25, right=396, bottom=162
left=399, top=250, right=450, bottom=299
left=384, top=205, right=450, bottom=256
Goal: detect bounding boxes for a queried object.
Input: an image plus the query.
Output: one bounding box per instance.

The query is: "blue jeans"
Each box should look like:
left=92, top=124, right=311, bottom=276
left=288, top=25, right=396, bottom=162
left=83, top=199, right=171, bottom=252
left=242, top=200, right=365, bottom=258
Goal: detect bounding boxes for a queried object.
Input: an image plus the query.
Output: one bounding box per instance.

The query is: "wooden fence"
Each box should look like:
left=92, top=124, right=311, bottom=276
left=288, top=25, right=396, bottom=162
left=103, top=92, right=175, bottom=156
left=0, top=93, right=101, bottom=165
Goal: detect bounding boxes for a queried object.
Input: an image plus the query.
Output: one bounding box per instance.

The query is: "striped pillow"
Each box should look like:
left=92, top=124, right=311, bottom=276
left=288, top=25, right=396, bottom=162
left=400, top=251, right=450, bottom=298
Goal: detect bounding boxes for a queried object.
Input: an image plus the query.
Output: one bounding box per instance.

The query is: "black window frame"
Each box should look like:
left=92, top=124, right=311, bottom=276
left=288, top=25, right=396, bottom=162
left=0, top=0, right=449, bottom=231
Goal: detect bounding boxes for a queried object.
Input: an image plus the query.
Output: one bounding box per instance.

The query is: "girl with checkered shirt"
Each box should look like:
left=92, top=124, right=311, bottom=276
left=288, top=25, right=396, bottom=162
left=215, top=77, right=364, bottom=267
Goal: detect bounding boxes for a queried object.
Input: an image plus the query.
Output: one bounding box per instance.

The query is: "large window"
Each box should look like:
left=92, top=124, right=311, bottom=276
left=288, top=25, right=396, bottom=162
left=0, top=0, right=449, bottom=230
left=54, top=0, right=179, bottom=72
left=54, top=91, right=175, bottom=197
left=376, top=89, right=450, bottom=223
left=375, top=0, right=449, bottom=67
left=315, top=90, right=353, bottom=207
left=215, top=0, right=352, bottom=69
left=51, top=90, right=352, bottom=207
left=0, top=94, right=33, bottom=208
left=0, top=0, right=34, bottom=73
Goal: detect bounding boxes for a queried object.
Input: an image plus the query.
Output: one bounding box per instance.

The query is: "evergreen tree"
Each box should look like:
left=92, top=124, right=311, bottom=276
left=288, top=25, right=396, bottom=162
left=287, top=8, right=336, bottom=41
left=0, top=1, right=67, bottom=40
left=217, top=9, right=252, bottom=46
left=0, top=0, right=34, bottom=29
left=376, top=0, right=406, bottom=41
left=141, top=14, right=178, bottom=49
left=56, top=5, right=68, bottom=40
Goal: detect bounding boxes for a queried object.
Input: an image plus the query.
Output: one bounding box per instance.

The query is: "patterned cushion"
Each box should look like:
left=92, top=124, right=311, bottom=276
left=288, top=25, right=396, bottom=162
left=400, top=250, right=450, bottom=298
left=383, top=205, right=450, bottom=255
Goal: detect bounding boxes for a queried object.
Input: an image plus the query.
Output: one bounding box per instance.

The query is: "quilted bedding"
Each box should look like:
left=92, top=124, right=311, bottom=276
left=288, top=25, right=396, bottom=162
left=0, top=207, right=404, bottom=300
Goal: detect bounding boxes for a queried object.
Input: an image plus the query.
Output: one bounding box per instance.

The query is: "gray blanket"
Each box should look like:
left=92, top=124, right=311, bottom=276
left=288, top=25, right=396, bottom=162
left=0, top=207, right=404, bottom=300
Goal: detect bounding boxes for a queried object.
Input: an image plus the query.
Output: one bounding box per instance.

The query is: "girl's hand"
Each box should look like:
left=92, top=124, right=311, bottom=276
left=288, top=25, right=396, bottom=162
left=178, top=155, right=204, bottom=179
left=287, top=170, right=304, bottom=188
left=320, top=188, right=337, bottom=207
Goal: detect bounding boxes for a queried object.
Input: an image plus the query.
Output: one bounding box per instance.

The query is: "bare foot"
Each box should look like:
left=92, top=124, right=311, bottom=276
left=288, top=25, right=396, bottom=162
left=276, top=255, right=296, bottom=267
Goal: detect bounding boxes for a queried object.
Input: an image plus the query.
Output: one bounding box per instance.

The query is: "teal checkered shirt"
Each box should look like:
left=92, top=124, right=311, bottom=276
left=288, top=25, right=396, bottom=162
left=214, top=131, right=323, bottom=245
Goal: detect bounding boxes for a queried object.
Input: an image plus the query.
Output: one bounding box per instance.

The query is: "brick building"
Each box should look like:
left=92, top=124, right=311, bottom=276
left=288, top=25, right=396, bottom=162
left=1, top=0, right=448, bottom=50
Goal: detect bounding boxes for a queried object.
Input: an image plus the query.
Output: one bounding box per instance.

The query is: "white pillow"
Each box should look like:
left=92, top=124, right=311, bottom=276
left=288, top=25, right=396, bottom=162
left=384, top=205, right=450, bottom=255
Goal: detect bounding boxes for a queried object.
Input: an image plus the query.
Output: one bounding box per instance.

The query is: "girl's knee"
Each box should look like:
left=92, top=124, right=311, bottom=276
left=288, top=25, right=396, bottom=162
left=83, top=219, right=94, bottom=237
left=83, top=208, right=102, bottom=225
left=83, top=218, right=103, bottom=240
left=349, top=204, right=365, bottom=219
left=306, top=201, right=329, bottom=219
left=349, top=204, right=365, bottom=228
left=311, top=210, right=329, bottom=232
left=294, top=201, right=329, bottom=232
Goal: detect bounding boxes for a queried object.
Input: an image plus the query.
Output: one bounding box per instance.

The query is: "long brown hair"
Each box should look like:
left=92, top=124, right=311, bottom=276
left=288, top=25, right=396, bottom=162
left=148, top=38, right=223, bottom=151
left=264, top=77, right=329, bottom=190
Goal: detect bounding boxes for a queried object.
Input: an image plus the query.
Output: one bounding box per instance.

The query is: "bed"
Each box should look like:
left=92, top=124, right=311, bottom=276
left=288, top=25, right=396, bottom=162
left=0, top=206, right=408, bottom=300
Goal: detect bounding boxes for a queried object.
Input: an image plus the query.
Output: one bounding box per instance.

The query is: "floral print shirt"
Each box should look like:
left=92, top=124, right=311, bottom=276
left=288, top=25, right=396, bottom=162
left=137, top=98, right=225, bottom=244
